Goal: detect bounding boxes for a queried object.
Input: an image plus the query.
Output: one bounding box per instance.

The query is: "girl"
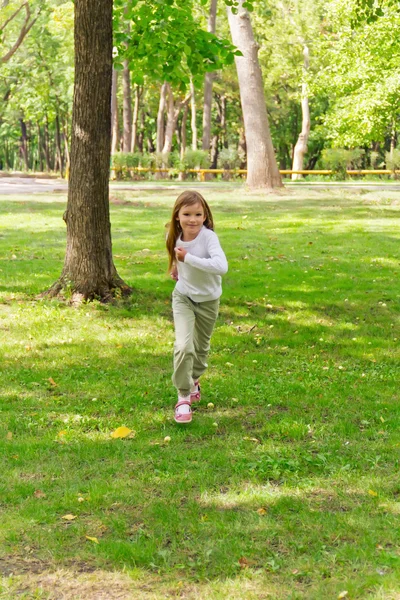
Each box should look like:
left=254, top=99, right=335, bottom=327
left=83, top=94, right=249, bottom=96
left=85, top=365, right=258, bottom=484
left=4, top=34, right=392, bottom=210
left=166, top=191, right=228, bottom=423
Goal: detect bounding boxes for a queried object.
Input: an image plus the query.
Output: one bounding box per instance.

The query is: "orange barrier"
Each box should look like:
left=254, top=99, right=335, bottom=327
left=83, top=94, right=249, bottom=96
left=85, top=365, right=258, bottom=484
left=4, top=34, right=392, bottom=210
left=112, top=167, right=400, bottom=181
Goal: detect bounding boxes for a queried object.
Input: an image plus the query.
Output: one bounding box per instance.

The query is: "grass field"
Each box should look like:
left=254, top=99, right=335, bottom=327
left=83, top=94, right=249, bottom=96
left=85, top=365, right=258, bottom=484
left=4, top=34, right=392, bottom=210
left=0, top=185, right=399, bottom=599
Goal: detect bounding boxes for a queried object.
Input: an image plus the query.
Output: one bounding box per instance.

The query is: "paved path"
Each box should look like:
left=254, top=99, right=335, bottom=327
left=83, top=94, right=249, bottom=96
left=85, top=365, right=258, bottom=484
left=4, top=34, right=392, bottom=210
left=1, top=176, right=400, bottom=195
left=0, top=177, right=67, bottom=195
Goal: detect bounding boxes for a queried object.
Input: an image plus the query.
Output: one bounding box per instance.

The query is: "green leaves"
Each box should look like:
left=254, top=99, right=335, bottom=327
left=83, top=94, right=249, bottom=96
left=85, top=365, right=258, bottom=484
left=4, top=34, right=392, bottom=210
left=113, top=0, right=238, bottom=86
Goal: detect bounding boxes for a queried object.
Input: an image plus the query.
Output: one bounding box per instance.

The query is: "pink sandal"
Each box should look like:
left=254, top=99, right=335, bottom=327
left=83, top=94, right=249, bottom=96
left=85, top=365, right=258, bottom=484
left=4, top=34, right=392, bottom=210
left=190, top=381, right=201, bottom=403
left=174, top=398, right=192, bottom=424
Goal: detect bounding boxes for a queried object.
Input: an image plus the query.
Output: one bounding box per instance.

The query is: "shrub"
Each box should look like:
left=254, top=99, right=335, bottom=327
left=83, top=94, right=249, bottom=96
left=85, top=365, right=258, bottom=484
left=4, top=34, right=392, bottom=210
left=320, top=148, right=365, bottom=180
left=218, top=147, right=240, bottom=170
left=180, top=150, right=209, bottom=170
left=385, top=149, right=400, bottom=173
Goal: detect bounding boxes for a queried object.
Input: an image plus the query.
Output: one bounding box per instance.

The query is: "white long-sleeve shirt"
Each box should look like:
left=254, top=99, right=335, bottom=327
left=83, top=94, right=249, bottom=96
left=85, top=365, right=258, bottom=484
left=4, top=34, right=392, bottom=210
left=175, top=226, right=228, bottom=302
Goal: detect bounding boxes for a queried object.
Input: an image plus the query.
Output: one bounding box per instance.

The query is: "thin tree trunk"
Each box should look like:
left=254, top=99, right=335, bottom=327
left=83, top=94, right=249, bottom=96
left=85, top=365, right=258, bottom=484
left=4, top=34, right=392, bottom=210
left=46, top=0, right=130, bottom=301
left=138, top=108, right=145, bottom=153
left=37, top=123, right=44, bottom=172
left=179, top=103, right=189, bottom=181
left=156, top=82, right=168, bottom=154
left=180, top=103, right=189, bottom=160
left=220, top=95, right=228, bottom=148
left=190, top=79, right=197, bottom=150
left=55, top=113, right=64, bottom=176
left=202, top=0, right=217, bottom=153
left=162, top=84, right=191, bottom=155
left=111, top=67, right=119, bottom=155
left=238, top=122, right=247, bottom=168
left=19, top=118, right=29, bottom=170
left=122, top=60, right=132, bottom=152
left=63, top=120, right=70, bottom=175
left=131, top=85, right=142, bottom=153
left=210, top=134, right=219, bottom=169
left=44, top=115, right=51, bottom=171
left=227, top=1, right=282, bottom=190
left=292, top=45, right=310, bottom=180
left=390, top=119, right=396, bottom=157
left=162, top=83, right=176, bottom=156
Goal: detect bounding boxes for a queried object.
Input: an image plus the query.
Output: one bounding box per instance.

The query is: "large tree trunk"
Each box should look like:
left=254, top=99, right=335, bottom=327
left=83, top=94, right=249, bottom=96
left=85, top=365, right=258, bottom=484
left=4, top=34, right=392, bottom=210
left=291, top=45, right=310, bottom=180
left=227, top=2, right=282, bottom=190
left=46, top=0, right=130, bottom=302
left=122, top=60, right=132, bottom=152
left=202, top=0, right=217, bottom=153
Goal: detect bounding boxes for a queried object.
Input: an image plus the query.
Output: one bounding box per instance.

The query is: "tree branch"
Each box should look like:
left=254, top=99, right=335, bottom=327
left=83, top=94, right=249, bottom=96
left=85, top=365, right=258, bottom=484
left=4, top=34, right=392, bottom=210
left=1, top=3, right=39, bottom=64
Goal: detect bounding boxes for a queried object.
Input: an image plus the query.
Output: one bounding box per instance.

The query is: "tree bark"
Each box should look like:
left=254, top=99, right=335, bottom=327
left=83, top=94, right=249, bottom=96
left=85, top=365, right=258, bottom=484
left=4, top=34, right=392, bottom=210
left=227, top=2, right=282, bottom=190
left=122, top=60, right=132, bottom=152
left=202, top=0, right=217, bottom=153
left=46, top=0, right=130, bottom=301
left=291, top=45, right=310, bottom=180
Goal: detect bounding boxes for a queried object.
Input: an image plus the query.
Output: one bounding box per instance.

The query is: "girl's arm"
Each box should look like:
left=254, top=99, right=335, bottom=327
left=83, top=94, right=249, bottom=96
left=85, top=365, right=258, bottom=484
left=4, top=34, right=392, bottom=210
left=170, top=262, right=179, bottom=281
left=181, top=233, right=228, bottom=275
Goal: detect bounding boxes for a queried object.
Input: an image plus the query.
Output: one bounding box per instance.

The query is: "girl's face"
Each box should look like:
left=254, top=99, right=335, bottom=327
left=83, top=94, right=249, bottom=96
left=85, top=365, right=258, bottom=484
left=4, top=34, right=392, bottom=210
left=177, top=201, right=206, bottom=241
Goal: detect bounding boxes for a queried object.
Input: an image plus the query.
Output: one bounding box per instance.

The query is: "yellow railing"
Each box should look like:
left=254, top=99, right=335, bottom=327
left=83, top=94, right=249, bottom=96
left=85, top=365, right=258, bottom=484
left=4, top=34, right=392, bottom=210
left=112, top=167, right=400, bottom=181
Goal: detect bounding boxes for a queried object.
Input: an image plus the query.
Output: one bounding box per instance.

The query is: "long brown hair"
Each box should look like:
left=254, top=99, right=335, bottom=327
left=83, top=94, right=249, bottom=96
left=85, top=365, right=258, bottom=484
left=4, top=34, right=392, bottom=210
left=166, top=190, right=214, bottom=272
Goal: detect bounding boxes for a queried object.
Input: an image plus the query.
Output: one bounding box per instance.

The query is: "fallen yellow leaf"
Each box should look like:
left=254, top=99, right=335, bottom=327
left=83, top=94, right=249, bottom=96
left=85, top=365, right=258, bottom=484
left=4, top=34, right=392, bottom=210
left=338, top=592, right=348, bottom=599
left=58, top=431, right=67, bottom=437
left=85, top=536, right=99, bottom=544
left=110, top=426, right=133, bottom=439
left=6, top=432, right=13, bottom=440
left=257, top=508, right=267, bottom=515
left=48, top=377, right=58, bottom=387
left=61, top=514, right=77, bottom=521
left=368, top=490, right=378, bottom=497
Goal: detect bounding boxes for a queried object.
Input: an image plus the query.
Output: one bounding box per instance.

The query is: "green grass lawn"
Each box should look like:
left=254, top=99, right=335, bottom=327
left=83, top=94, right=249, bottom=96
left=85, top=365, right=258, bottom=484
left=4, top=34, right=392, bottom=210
left=0, top=186, right=399, bottom=599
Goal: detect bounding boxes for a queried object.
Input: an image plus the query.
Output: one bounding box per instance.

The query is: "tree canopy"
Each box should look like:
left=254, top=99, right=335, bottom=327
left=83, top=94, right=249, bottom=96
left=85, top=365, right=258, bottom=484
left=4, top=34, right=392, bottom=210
left=1, top=0, right=399, bottom=174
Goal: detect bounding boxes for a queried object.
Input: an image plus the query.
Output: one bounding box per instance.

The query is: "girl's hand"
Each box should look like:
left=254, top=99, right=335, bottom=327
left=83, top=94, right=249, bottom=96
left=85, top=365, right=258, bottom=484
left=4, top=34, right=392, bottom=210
left=175, top=246, right=187, bottom=262
left=170, top=266, right=179, bottom=281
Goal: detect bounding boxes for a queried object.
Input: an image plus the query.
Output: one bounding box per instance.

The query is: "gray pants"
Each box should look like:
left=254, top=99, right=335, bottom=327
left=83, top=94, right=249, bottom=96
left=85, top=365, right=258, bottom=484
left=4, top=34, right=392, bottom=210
left=172, top=289, right=220, bottom=396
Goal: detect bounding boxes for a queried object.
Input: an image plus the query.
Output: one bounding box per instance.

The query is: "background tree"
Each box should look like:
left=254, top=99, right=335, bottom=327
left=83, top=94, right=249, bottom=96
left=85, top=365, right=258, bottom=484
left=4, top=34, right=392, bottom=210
left=227, top=0, right=283, bottom=189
